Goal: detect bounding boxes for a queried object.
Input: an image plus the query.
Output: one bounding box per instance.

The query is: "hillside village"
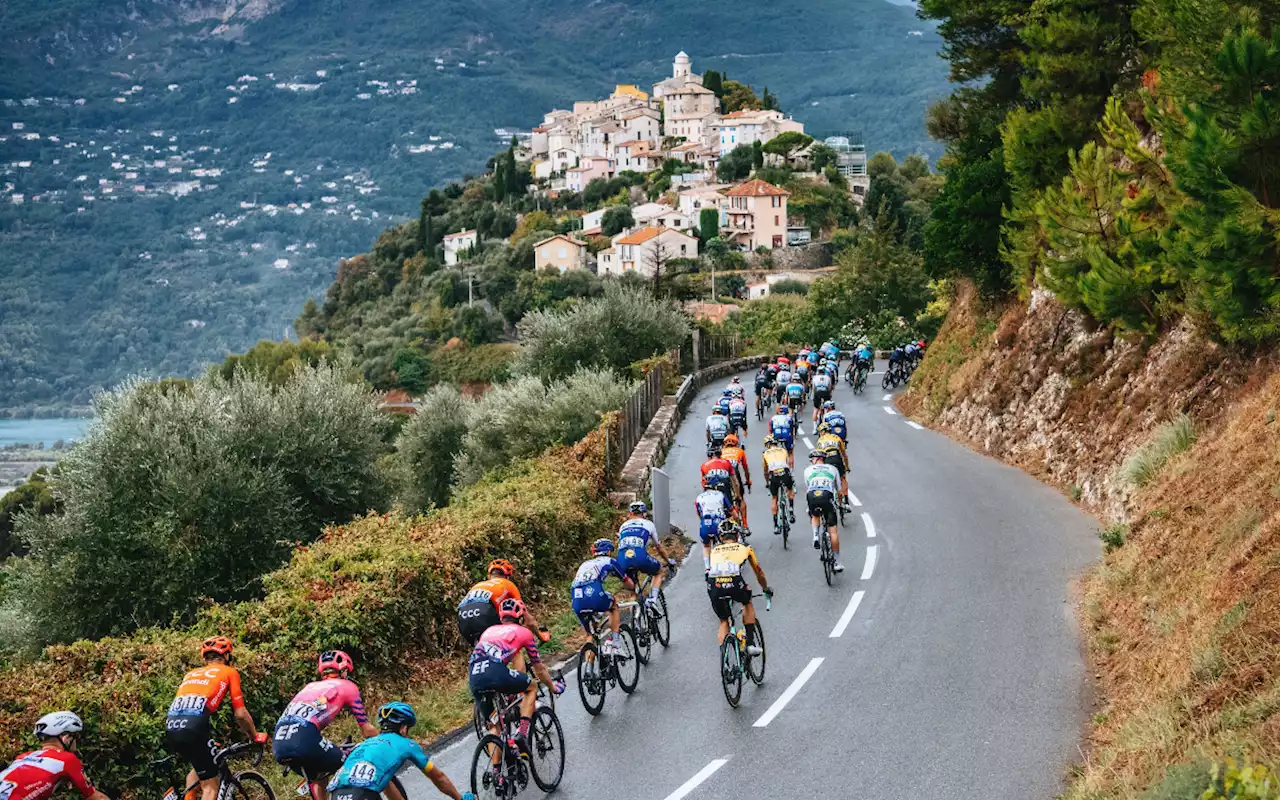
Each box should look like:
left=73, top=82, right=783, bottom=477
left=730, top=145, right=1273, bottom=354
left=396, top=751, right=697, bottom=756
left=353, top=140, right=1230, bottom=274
left=446, top=53, right=871, bottom=293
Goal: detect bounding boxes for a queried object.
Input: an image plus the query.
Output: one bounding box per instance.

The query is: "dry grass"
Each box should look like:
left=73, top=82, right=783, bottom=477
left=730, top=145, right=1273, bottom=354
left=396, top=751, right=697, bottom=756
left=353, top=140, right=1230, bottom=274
left=1119, top=415, right=1197, bottom=489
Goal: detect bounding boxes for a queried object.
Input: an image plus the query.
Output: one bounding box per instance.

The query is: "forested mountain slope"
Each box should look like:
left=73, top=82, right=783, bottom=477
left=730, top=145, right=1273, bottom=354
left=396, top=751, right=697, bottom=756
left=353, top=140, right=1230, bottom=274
left=0, top=0, right=946, bottom=414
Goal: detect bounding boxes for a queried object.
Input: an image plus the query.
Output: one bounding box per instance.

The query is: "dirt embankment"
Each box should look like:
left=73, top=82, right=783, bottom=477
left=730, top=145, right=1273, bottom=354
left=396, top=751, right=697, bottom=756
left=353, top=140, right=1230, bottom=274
left=902, top=282, right=1280, bottom=797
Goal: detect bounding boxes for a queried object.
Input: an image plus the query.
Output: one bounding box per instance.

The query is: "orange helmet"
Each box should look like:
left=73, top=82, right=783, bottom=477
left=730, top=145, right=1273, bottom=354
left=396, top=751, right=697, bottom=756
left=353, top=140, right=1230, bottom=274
left=487, top=559, right=515, bottom=579
left=200, top=636, right=233, bottom=659
left=724, top=433, right=740, bottom=447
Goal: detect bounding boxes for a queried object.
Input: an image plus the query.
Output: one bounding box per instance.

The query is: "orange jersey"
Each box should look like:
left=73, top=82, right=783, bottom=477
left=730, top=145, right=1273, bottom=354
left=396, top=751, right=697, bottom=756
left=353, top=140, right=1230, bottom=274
left=459, top=577, right=522, bottom=612
left=721, top=446, right=750, bottom=482
left=168, top=663, right=245, bottom=718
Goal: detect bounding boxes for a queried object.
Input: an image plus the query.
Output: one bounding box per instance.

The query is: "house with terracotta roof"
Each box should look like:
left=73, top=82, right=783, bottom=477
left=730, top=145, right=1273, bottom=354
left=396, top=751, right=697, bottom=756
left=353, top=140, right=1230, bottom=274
left=443, top=228, right=478, bottom=265
left=723, top=179, right=790, bottom=250
left=600, top=225, right=699, bottom=277
left=533, top=234, right=589, bottom=273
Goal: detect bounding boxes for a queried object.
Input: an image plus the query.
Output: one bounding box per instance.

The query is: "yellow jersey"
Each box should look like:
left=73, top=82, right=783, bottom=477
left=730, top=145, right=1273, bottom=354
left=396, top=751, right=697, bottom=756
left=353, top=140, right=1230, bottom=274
left=762, top=446, right=790, bottom=475
left=708, top=541, right=759, bottom=586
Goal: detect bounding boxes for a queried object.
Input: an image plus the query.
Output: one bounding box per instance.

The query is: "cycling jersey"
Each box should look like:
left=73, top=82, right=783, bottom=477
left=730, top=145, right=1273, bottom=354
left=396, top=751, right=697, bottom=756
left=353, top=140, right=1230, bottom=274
left=754, top=373, right=771, bottom=391
left=721, top=445, right=750, bottom=484
left=706, top=415, right=730, bottom=440
left=728, top=384, right=746, bottom=398
left=572, top=555, right=625, bottom=593
left=762, top=447, right=790, bottom=475
left=786, top=382, right=806, bottom=399
left=278, top=678, right=369, bottom=731
left=707, top=541, right=759, bottom=583
left=817, top=433, right=846, bottom=467
left=824, top=412, right=848, bottom=442
left=618, top=517, right=656, bottom=550
left=0, top=749, right=95, bottom=800
left=458, top=577, right=522, bottom=612
left=812, top=374, right=833, bottom=394
left=701, top=457, right=735, bottom=493
left=473, top=622, right=541, bottom=666
left=727, top=397, right=747, bottom=418
left=695, top=490, right=729, bottom=543
left=328, top=734, right=432, bottom=793
left=776, top=369, right=791, bottom=386
left=769, top=413, right=793, bottom=444
left=715, top=397, right=732, bottom=414
left=168, top=663, right=246, bottom=719
left=858, top=347, right=874, bottom=362
left=796, top=363, right=810, bottom=378
left=804, top=463, right=840, bottom=493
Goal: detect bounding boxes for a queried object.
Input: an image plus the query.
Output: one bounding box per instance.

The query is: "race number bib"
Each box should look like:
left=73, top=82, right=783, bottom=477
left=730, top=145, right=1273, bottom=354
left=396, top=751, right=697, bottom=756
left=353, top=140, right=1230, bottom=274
left=282, top=701, right=320, bottom=721
left=167, top=695, right=208, bottom=717
left=620, top=535, right=646, bottom=550
left=1, top=780, right=17, bottom=800
left=347, top=762, right=379, bottom=787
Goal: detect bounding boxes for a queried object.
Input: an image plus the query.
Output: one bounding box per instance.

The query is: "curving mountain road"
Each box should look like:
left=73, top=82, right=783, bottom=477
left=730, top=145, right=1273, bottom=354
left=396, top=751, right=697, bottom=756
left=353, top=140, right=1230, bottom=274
left=407, top=361, right=1099, bottom=799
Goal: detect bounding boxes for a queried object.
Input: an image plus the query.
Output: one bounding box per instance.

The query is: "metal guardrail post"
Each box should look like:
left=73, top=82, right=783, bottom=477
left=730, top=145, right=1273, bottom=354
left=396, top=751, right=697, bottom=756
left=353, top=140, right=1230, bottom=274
left=652, top=467, right=671, bottom=537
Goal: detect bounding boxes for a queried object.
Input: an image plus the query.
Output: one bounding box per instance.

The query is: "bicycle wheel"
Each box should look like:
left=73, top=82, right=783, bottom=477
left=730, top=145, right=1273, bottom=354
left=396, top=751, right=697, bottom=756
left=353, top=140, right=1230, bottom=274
left=576, top=641, right=606, bottom=716
left=720, top=638, right=743, bottom=708
left=528, top=706, right=565, bottom=792
left=821, top=531, right=834, bottom=586
left=746, top=620, right=766, bottom=685
left=615, top=625, right=640, bottom=694
left=652, top=590, right=671, bottom=647
left=472, top=699, right=491, bottom=740
left=633, top=610, right=652, bottom=666
left=230, top=772, right=274, bottom=800
left=470, top=734, right=507, bottom=800
left=881, top=372, right=892, bottom=390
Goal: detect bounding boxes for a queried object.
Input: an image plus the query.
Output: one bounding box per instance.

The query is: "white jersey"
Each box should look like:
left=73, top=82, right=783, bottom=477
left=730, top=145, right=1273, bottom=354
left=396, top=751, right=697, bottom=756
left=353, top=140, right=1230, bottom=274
left=804, top=463, right=839, bottom=493
left=728, top=383, right=746, bottom=398
left=618, top=518, right=656, bottom=549
left=728, top=397, right=747, bottom=416
left=776, top=369, right=791, bottom=386
left=812, top=373, right=833, bottom=392
left=696, top=490, right=728, bottom=520
left=706, top=415, right=730, bottom=439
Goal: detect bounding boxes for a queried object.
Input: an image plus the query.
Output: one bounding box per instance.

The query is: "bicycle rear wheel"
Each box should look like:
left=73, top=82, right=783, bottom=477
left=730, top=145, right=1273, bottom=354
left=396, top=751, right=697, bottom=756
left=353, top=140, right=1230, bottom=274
left=576, top=641, right=606, bottom=716
left=231, top=772, right=275, bottom=800
left=881, top=372, right=892, bottom=390
left=746, top=620, right=766, bottom=685
left=633, top=608, right=653, bottom=666
left=821, top=531, right=834, bottom=586
left=652, top=590, right=671, bottom=647
left=528, top=706, right=565, bottom=792
left=470, top=734, right=507, bottom=800
left=720, top=638, right=743, bottom=708
left=615, top=625, right=640, bottom=694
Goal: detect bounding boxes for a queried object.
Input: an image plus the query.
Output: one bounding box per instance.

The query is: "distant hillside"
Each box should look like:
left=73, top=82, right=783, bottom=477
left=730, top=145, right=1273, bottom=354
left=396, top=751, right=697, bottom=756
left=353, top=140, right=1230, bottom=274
left=0, top=0, right=947, bottom=414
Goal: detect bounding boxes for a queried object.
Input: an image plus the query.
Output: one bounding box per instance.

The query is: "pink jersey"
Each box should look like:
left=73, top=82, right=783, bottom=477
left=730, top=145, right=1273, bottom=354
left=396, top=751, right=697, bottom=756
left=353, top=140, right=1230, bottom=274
left=279, top=677, right=368, bottom=730
left=474, top=623, right=541, bottom=665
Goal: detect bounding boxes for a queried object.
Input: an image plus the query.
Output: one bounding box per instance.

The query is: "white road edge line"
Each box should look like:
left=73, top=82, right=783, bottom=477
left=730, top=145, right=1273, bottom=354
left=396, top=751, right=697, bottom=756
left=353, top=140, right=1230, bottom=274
left=883, top=406, right=897, bottom=416
left=862, top=545, right=879, bottom=580
left=662, top=757, right=732, bottom=800
left=862, top=512, right=876, bottom=538
left=906, top=421, right=924, bottom=430
left=882, top=394, right=891, bottom=401
left=848, top=490, right=862, bottom=507
left=803, top=436, right=814, bottom=450
left=753, top=657, right=824, bottom=728
left=829, top=590, right=866, bottom=638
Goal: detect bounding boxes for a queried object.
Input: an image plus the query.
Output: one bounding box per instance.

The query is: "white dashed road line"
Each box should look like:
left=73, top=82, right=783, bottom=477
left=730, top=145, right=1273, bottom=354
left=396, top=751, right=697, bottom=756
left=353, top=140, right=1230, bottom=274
left=803, top=436, right=814, bottom=450
left=862, top=512, right=876, bottom=538
left=882, top=394, right=892, bottom=401
left=906, top=421, right=924, bottom=430
left=753, top=657, right=825, bottom=728
left=848, top=491, right=861, bottom=507
left=862, top=545, right=879, bottom=580
left=662, top=758, right=733, bottom=800
left=883, top=406, right=897, bottom=416
left=829, top=590, right=866, bottom=638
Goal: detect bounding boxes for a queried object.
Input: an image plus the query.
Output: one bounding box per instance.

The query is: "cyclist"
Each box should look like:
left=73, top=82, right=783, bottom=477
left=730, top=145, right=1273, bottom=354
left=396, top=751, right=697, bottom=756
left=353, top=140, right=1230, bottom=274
left=821, top=340, right=841, bottom=365
left=727, top=377, right=746, bottom=399
left=769, top=404, right=796, bottom=468
left=761, top=435, right=795, bottom=532
left=727, top=390, right=748, bottom=435
left=457, top=560, right=548, bottom=647
left=706, top=521, right=772, bottom=655
left=765, top=358, right=779, bottom=383
left=164, top=637, right=268, bottom=800
left=774, top=363, right=792, bottom=407
left=273, top=651, right=378, bottom=800
left=795, top=355, right=811, bottom=387
left=616, top=501, right=677, bottom=608
left=811, top=367, right=834, bottom=423
left=816, top=422, right=851, bottom=510
left=804, top=451, right=843, bottom=572
left=754, top=364, right=773, bottom=416
left=705, top=406, right=730, bottom=452
left=700, top=447, right=742, bottom=526
left=468, top=598, right=562, bottom=758
left=720, top=433, right=752, bottom=501
left=694, top=485, right=730, bottom=570
left=888, top=345, right=905, bottom=379
left=785, top=375, right=806, bottom=419
left=857, top=341, right=874, bottom=365
left=0, top=713, right=109, bottom=800
left=327, top=703, right=474, bottom=800
left=570, top=539, right=635, bottom=655
left=715, top=389, right=733, bottom=416
left=822, top=401, right=848, bottom=444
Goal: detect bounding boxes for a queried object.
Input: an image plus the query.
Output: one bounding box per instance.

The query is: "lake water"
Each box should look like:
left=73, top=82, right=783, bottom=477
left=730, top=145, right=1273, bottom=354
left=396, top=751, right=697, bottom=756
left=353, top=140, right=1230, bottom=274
left=0, top=418, right=92, bottom=447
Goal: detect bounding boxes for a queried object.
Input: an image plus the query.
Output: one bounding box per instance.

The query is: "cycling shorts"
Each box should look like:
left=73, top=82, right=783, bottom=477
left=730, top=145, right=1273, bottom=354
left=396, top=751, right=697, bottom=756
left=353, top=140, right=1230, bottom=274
left=807, top=489, right=838, bottom=528
left=706, top=577, right=752, bottom=621
left=729, top=413, right=747, bottom=429
left=332, top=788, right=381, bottom=800
left=699, top=517, right=724, bottom=544
left=774, top=385, right=787, bottom=402
left=272, top=719, right=342, bottom=779
left=164, top=715, right=219, bottom=781
left=824, top=452, right=846, bottom=476
left=773, top=435, right=793, bottom=452
left=619, top=547, right=660, bottom=577
left=788, top=396, right=804, bottom=412
left=457, top=600, right=501, bottom=646
left=767, top=470, right=794, bottom=496
left=813, top=389, right=831, bottom=409
left=571, top=585, right=614, bottom=628
left=469, top=655, right=531, bottom=697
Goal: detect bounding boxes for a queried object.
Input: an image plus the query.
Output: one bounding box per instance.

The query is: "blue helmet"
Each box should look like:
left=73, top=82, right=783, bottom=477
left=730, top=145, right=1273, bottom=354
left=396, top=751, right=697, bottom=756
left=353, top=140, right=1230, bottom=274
left=378, top=701, right=417, bottom=731
left=721, top=389, right=733, bottom=397
left=628, top=501, right=648, bottom=516
left=593, top=538, right=614, bottom=555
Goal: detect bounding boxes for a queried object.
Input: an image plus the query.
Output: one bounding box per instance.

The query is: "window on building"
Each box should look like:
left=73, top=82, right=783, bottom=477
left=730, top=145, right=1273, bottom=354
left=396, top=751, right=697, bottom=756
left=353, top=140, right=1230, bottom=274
left=681, top=244, right=687, bottom=254
left=775, top=215, right=779, bottom=225
left=558, top=247, right=567, bottom=259
left=542, top=247, right=549, bottom=258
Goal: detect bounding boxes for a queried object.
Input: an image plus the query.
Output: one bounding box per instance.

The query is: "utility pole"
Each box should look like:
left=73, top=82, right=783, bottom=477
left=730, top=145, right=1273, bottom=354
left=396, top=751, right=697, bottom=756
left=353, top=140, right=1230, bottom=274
left=468, top=273, right=474, bottom=307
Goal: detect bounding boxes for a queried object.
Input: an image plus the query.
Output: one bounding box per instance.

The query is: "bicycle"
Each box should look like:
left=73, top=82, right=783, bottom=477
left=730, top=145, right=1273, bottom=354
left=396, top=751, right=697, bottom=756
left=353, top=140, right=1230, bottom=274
left=472, top=667, right=553, bottom=740
left=815, top=517, right=837, bottom=586
left=157, top=741, right=274, bottom=800
left=852, top=363, right=870, bottom=395
left=624, top=567, right=673, bottom=666
left=470, top=681, right=564, bottom=799
left=772, top=484, right=792, bottom=549
left=286, top=741, right=405, bottom=800
left=574, top=610, right=640, bottom=715
left=719, top=592, right=770, bottom=708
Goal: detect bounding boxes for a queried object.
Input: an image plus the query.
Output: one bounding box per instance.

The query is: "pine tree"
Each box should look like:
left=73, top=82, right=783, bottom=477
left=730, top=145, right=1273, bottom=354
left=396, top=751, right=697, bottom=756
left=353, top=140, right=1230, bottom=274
left=703, top=69, right=724, bottom=97
left=418, top=198, right=431, bottom=255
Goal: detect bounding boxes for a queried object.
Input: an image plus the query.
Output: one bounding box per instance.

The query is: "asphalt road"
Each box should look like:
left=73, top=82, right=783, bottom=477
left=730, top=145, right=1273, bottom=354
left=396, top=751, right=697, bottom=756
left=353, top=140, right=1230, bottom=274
left=406, top=361, right=1100, bottom=800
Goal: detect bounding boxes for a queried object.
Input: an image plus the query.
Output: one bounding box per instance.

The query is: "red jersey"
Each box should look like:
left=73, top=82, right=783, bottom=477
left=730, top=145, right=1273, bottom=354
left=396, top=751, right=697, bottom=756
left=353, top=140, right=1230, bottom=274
left=701, top=457, right=734, bottom=486
left=0, top=749, right=95, bottom=800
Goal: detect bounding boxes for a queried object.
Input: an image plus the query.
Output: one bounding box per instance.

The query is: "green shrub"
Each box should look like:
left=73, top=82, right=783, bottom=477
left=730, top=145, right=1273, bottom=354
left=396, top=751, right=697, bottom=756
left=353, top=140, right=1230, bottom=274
left=11, top=365, right=390, bottom=645
left=1098, top=523, right=1128, bottom=552
left=1203, top=760, right=1278, bottom=799
left=214, top=339, right=343, bottom=386
left=392, top=385, right=470, bottom=513
left=0, top=425, right=616, bottom=797
left=429, top=343, right=518, bottom=385
left=1120, top=414, right=1196, bottom=489
left=1141, top=760, right=1213, bottom=800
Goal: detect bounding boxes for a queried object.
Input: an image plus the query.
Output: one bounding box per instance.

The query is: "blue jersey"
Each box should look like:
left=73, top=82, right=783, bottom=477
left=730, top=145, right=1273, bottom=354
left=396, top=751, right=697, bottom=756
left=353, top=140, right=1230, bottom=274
left=715, top=397, right=731, bottom=414
left=769, top=413, right=793, bottom=442
left=618, top=518, right=656, bottom=550
left=858, top=347, right=874, bottom=362
left=572, top=555, right=625, bottom=592
left=329, top=733, right=432, bottom=792
left=787, top=382, right=805, bottom=399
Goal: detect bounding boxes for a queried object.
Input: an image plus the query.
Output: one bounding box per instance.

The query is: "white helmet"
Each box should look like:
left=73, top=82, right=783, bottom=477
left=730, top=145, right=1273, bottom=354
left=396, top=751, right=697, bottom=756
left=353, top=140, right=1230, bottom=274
left=35, top=711, right=84, bottom=738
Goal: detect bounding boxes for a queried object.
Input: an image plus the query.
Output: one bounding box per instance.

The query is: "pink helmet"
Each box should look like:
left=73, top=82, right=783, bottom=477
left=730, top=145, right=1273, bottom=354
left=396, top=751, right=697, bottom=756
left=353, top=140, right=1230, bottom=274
left=318, top=650, right=355, bottom=677
left=499, top=597, right=527, bottom=623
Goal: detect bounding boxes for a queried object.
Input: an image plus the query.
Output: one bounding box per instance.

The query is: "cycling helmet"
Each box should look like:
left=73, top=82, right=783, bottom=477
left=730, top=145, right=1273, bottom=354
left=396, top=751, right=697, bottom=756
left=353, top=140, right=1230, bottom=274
left=808, top=449, right=825, bottom=461
left=818, top=422, right=832, bottom=434
left=763, top=435, right=778, bottom=447
left=35, top=712, right=83, bottom=740
left=731, top=377, right=740, bottom=384
left=724, top=433, right=739, bottom=447
left=628, top=500, right=648, bottom=516
left=778, top=357, right=789, bottom=365
left=200, top=636, right=233, bottom=660
left=318, top=650, right=355, bottom=677
left=823, top=400, right=835, bottom=410
left=498, top=597, right=526, bottom=623
left=593, top=538, right=614, bottom=555
left=487, top=558, right=515, bottom=579
left=378, top=702, right=417, bottom=731
left=712, top=406, right=725, bottom=415
left=717, top=519, right=741, bottom=540
left=707, top=444, right=723, bottom=457
left=721, top=389, right=733, bottom=397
